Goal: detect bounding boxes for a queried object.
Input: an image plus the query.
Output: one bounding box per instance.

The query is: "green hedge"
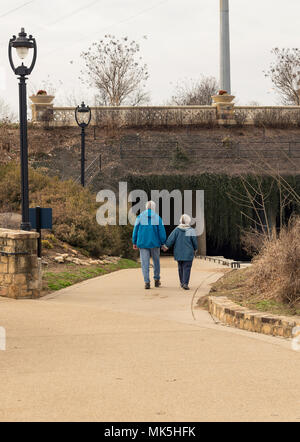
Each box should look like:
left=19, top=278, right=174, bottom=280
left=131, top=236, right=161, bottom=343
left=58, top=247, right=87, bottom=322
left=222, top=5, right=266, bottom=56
left=126, top=174, right=300, bottom=258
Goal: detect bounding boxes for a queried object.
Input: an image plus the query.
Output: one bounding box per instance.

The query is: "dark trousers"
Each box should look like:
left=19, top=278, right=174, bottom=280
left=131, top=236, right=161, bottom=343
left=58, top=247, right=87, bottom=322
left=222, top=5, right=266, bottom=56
left=177, top=260, right=193, bottom=286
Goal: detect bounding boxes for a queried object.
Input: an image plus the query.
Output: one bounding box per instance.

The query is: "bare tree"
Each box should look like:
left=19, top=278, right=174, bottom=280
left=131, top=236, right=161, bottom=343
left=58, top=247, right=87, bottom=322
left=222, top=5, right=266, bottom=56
left=29, top=75, right=63, bottom=97
left=228, top=147, right=300, bottom=256
left=264, top=48, right=300, bottom=105
left=80, top=35, right=149, bottom=106
left=171, top=76, right=219, bottom=105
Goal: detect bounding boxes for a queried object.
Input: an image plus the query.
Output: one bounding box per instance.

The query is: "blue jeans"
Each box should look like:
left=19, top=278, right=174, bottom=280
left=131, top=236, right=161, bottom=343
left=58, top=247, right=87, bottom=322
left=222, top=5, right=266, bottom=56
left=140, top=248, right=161, bottom=284
left=178, top=260, right=193, bottom=286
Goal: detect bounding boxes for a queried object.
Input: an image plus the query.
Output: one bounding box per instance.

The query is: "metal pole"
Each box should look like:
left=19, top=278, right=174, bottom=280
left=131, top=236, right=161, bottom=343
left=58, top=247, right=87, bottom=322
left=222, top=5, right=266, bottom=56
left=36, top=206, right=42, bottom=258
left=220, top=0, right=231, bottom=94
left=19, top=75, right=31, bottom=231
left=81, top=126, right=85, bottom=187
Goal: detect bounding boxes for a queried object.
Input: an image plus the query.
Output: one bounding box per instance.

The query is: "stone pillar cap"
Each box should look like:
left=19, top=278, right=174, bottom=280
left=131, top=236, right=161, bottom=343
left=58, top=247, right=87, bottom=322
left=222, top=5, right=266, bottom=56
left=0, top=228, right=39, bottom=239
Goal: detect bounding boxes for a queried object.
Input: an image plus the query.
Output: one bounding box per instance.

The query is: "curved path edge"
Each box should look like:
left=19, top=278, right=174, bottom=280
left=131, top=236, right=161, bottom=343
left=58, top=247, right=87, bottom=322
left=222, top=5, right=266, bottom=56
left=208, top=295, right=300, bottom=338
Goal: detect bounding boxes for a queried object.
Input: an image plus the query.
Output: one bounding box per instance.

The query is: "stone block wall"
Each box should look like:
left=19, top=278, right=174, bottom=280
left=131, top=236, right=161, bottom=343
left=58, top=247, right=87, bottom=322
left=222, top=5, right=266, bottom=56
left=208, top=296, right=300, bottom=338
left=0, top=229, right=41, bottom=299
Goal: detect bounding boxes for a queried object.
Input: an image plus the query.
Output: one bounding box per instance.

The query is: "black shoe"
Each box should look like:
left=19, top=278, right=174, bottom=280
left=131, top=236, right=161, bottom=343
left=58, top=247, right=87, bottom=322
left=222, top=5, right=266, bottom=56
left=182, top=284, right=190, bottom=290
left=154, top=280, right=161, bottom=288
left=145, top=283, right=151, bottom=289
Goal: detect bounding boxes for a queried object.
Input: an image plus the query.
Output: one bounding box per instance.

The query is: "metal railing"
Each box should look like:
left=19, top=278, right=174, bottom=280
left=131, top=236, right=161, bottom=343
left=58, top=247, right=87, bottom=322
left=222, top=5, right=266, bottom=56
left=74, top=154, right=101, bottom=186
left=197, top=255, right=242, bottom=268
left=119, top=140, right=300, bottom=160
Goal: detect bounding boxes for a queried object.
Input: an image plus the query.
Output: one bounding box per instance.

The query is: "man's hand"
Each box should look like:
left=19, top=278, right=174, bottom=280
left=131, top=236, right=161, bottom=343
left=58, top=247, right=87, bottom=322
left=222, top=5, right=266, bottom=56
left=133, top=245, right=138, bottom=250
left=161, top=245, right=168, bottom=252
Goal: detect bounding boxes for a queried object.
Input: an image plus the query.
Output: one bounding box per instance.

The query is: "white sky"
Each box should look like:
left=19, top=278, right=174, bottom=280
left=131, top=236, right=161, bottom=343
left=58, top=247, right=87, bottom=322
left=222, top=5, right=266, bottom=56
left=0, top=0, right=299, bottom=111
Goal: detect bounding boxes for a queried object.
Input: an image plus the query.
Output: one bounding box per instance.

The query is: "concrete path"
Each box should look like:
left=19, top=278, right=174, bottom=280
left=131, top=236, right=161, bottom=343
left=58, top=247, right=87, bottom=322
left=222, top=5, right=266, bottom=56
left=0, top=258, right=300, bottom=422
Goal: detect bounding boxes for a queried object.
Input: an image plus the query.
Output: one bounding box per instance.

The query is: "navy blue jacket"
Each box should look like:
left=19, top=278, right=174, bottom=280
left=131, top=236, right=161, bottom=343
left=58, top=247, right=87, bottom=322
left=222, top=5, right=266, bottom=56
left=165, top=226, right=198, bottom=261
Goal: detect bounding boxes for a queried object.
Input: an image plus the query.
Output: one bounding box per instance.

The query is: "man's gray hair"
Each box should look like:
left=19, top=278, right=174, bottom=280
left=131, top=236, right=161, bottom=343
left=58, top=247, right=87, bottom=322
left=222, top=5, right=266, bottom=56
left=146, top=200, right=156, bottom=211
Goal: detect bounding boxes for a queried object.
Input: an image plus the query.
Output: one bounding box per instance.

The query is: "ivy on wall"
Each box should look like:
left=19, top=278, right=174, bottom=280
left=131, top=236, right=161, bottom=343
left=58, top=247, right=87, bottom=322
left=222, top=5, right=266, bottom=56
left=126, top=174, right=300, bottom=258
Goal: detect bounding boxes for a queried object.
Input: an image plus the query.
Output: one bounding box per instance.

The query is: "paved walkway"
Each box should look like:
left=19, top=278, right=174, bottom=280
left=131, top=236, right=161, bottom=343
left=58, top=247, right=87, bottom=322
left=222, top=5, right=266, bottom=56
left=0, top=258, right=299, bottom=422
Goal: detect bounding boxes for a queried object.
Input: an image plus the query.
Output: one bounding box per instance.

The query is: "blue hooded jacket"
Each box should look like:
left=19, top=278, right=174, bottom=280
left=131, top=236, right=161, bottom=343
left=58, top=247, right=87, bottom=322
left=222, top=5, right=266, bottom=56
left=165, top=226, right=198, bottom=261
left=132, top=210, right=166, bottom=249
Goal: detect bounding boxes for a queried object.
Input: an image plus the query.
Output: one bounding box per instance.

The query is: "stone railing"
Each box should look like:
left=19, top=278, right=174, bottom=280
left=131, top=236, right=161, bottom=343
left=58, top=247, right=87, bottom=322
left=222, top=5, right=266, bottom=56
left=0, top=229, right=41, bottom=299
left=30, top=100, right=300, bottom=128
left=235, top=106, right=300, bottom=126
left=50, top=105, right=217, bottom=128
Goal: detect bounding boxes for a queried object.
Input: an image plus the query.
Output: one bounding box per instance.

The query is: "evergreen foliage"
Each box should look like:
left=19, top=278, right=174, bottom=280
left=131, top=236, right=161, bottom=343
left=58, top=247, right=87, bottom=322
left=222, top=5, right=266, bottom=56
left=127, top=174, right=300, bottom=258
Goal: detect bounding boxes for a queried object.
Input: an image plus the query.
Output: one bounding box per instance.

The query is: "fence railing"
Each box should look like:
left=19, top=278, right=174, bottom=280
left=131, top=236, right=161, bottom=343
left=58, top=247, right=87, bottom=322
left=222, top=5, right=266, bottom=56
left=74, top=154, right=102, bottom=186
left=40, top=105, right=300, bottom=128
left=234, top=106, right=300, bottom=126
left=51, top=105, right=217, bottom=128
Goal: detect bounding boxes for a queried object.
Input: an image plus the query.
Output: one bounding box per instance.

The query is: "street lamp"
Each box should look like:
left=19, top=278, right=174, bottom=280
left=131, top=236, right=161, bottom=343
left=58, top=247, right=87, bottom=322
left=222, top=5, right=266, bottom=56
left=8, top=28, right=37, bottom=231
left=75, top=102, right=91, bottom=187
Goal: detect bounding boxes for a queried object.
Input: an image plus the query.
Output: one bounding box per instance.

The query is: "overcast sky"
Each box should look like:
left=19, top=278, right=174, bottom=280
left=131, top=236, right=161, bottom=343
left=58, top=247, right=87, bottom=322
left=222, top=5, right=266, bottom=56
left=0, top=0, right=299, bottom=112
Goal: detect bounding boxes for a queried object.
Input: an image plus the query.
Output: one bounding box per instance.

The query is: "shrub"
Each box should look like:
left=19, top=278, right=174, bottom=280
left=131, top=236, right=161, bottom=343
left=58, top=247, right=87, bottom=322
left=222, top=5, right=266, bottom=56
left=241, top=228, right=265, bottom=256
left=0, top=163, right=135, bottom=259
left=171, top=146, right=190, bottom=169
left=41, top=239, right=53, bottom=249
left=253, top=109, right=293, bottom=128
left=221, top=136, right=235, bottom=149
left=246, top=217, right=300, bottom=306
left=233, top=110, right=247, bottom=127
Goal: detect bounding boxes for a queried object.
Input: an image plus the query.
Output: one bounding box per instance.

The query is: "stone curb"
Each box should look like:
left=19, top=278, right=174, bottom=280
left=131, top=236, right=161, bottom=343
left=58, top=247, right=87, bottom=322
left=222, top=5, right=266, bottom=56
left=208, top=296, right=300, bottom=338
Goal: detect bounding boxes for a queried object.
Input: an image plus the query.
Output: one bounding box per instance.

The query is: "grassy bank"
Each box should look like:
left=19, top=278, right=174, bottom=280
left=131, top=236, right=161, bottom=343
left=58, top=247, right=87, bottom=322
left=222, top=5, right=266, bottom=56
left=43, top=258, right=140, bottom=294
left=209, top=268, right=300, bottom=317
left=0, top=162, right=134, bottom=259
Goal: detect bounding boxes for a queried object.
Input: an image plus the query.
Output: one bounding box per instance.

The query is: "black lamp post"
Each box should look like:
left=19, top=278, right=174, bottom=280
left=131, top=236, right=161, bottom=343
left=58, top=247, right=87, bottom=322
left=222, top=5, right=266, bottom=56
left=8, top=28, right=37, bottom=231
left=75, top=102, right=91, bottom=187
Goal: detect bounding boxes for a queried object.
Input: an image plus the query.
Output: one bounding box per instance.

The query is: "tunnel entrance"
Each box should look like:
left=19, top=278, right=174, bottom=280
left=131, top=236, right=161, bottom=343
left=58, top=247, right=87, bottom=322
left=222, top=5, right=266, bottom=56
left=126, top=173, right=298, bottom=262
left=128, top=178, right=246, bottom=260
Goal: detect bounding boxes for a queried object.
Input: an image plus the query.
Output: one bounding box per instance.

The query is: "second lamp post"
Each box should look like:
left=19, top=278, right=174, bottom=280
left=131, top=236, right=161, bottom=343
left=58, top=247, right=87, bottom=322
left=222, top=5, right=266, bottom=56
left=75, top=102, right=91, bottom=187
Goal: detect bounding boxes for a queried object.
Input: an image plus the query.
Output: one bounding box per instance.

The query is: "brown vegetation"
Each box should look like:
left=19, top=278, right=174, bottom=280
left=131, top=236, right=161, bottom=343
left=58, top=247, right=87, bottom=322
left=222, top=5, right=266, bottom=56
left=247, top=217, right=300, bottom=306
left=253, top=108, right=300, bottom=128
left=210, top=216, right=300, bottom=316
left=171, top=76, right=218, bottom=106
left=0, top=163, right=135, bottom=259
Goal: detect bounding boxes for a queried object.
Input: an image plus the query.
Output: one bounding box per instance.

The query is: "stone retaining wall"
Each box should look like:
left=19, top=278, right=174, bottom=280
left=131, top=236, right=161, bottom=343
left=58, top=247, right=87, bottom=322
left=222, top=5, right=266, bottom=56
left=0, top=229, right=41, bottom=299
left=208, top=296, right=300, bottom=338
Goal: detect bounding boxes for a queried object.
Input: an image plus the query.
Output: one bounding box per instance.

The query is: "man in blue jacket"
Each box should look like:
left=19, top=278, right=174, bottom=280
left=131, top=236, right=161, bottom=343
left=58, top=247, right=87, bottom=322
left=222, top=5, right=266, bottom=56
left=132, top=201, right=166, bottom=289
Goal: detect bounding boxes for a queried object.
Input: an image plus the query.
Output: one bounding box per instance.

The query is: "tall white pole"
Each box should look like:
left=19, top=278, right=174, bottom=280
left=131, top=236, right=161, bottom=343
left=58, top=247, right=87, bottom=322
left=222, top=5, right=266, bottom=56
left=220, top=0, right=231, bottom=93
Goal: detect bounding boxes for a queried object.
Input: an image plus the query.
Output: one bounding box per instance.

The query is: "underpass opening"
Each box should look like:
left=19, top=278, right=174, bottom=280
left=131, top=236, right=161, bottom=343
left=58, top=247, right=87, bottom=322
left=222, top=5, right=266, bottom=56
left=126, top=174, right=300, bottom=261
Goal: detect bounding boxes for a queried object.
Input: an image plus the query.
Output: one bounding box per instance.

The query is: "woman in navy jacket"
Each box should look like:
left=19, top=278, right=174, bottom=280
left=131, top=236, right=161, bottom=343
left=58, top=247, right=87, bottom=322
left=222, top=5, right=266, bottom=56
left=163, top=214, right=198, bottom=290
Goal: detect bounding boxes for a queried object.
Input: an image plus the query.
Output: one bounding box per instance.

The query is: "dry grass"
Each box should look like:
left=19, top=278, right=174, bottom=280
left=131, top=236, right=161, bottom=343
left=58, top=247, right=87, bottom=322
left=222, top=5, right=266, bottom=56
left=209, top=267, right=300, bottom=317
left=0, top=163, right=136, bottom=259
left=207, top=216, right=300, bottom=316
left=246, top=217, right=300, bottom=306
